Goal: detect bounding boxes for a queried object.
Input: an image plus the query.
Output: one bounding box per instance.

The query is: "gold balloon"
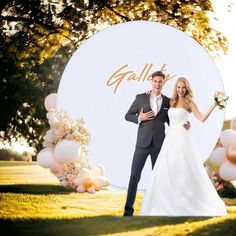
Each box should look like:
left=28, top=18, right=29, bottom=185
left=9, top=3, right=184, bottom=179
left=226, top=145, right=236, bottom=165
left=83, top=178, right=93, bottom=188
left=230, top=117, right=236, bottom=131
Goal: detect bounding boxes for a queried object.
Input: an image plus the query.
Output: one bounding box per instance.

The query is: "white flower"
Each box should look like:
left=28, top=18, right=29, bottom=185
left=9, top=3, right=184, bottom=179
left=214, top=91, right=228, bottom=109
left=49, top=116, right=60, bottom=127
left=219, top=100, right=226, bottom=107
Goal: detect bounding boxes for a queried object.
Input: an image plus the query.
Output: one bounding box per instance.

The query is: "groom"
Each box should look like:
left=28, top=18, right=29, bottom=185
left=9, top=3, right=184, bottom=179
left=123, top=71, right=190, bottom=216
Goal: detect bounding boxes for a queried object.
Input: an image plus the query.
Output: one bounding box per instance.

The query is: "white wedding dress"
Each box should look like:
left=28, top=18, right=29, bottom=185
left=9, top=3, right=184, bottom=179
left=140, top=108, right=227, bottom=216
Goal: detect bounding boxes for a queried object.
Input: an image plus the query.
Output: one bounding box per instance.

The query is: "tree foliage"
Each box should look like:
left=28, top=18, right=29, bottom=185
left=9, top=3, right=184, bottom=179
left=0, top=0, right=228, bottom=151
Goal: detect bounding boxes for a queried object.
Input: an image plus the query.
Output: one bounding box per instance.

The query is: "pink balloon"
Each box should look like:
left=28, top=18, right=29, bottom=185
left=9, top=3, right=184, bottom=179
left=219, top=162, right=236, bottom=181
left=49, top=161, right=62, bottom=173
left=87, top=186, right=96, bottom=194
left=220, top=129, right=236, bottom=148
left=44, top=93, right=57, bottom=111
left=77, top=185, right=86, bottom=193
left=210, top=147, right=227, bottom=166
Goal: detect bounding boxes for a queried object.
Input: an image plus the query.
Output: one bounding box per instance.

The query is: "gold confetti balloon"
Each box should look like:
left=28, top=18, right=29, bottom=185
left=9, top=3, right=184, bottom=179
left=230, top=117, right=236, bottom=132
left=226, top=145, right=236, bottom=165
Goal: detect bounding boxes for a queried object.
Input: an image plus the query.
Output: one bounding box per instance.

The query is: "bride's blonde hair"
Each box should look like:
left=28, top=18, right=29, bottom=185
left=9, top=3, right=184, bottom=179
left=170, top=77, right=194, bottom=111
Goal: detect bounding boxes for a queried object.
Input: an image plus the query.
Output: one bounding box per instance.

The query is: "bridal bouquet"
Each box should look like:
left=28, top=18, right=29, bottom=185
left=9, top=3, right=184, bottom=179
left=214, top=91, right=229, bottom=110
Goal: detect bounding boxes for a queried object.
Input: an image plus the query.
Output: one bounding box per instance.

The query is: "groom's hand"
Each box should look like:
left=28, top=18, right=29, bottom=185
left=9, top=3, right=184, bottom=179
left=183, top=121, right=191, bottom=130
left=138, top=108, right=155, bottom=122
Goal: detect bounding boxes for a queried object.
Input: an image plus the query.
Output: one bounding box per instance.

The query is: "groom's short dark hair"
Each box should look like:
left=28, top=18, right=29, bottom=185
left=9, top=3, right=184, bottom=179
left=152, top=71, right=165, bottom=79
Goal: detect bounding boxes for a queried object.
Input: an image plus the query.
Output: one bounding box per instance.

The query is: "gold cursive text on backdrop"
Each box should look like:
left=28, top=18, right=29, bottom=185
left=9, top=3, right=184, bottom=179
left=106, top=64, right=177, bottom=93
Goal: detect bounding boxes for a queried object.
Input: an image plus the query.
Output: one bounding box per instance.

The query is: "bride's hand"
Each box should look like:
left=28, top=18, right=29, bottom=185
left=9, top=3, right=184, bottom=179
left=183, top=121, right=190, bottom=130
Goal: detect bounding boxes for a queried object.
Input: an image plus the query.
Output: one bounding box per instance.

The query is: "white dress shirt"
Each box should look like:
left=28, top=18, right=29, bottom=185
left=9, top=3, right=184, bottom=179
left=150, top=94, right=163, bottom=116
left=138, top=94, right=163, bottom=123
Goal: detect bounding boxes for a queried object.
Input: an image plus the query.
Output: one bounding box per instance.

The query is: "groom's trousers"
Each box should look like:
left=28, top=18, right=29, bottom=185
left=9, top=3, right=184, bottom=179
left=124, top=140, right=161, bottom=216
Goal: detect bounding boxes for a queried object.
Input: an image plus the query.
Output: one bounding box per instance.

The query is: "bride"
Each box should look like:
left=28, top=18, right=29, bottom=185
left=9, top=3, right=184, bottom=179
left=140, top=77, right=227, bottom=216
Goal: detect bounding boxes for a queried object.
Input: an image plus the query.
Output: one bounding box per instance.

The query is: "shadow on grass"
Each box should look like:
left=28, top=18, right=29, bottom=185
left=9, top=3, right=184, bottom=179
left=0, top=184, right=72, bottom=195
left=187, top=217, right=236, bottom=236
left=0, top=215, right=215, bottom=236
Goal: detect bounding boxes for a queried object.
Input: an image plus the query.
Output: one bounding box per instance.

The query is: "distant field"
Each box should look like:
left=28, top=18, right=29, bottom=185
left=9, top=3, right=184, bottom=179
left=0, top=161, right=236, bottom=235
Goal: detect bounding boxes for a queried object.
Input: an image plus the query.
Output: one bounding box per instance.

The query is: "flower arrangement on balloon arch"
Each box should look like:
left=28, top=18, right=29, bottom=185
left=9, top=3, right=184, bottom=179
left=37, top=93, right=110, bottom=193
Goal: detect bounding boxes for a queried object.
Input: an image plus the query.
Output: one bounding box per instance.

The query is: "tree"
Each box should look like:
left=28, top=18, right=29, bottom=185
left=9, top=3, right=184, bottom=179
left=0, top=0, right=228, bottom=151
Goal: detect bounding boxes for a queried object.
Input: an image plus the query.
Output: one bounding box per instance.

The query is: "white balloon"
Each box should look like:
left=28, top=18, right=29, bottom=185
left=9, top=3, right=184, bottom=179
left=96, top=164, right=105, bottom=176
left=73, top=177, right=82, bottom=186
left=220, top=129, right=236, bottom=148
left=90, top=167, right=101, bottom=179
left=54, top=139, right=81, bottom=163
left=37, top=148, right=55, bottom=168
left=219, top=162, right=236, bottom=181
left=44, top=93, right=57, bottom=111
left=210, top=147, right=227, bottom=166
left=79, top=168, right=90, bottom=179
left=102, top=176, right=110, bottom=187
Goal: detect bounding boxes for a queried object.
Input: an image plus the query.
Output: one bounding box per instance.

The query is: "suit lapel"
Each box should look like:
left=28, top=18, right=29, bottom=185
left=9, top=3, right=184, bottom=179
left=145, top=94, right=152, bottom=112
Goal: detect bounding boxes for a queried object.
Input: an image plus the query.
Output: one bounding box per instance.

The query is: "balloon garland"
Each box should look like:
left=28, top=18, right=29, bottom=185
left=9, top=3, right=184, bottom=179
left=37, top=93, right=110, bottom=193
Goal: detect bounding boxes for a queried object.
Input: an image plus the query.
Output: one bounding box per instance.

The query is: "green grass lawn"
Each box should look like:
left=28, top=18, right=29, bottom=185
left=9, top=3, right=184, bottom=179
left=0, top=161, right=236, bottom=236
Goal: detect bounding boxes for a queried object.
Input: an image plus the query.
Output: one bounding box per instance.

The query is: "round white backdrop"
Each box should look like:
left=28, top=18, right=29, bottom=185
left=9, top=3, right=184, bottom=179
left=57, top=21, right=225, bottom=189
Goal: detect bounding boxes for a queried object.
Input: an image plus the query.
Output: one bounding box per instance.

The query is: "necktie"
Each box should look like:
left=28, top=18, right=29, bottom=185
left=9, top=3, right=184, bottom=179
left=156, top=96, right=161, bottom=114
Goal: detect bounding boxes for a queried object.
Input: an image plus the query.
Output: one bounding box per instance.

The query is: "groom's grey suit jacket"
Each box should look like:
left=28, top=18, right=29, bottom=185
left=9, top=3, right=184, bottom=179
left=125, top=93, right=170, bottom=149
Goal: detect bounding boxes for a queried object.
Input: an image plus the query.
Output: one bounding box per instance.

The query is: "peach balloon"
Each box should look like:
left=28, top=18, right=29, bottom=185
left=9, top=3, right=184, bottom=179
left=230, top=116, right=236, bottom=131
left=87, top=186, right=96, bottom=194
left=69, top=182, right=77, bottom=190
left=49, top=161, right=62, bottom=173
left=79, top=168, right=90, bottom=179
left=226, top=145, right=236, bottom=165
left=219, top=162, right=236, bottom=181
left=44, top=93, right=57, bottom=111
left=220, top=129, right=236, bottom=148
left=94, top=185, right=101, bottom=191
left=94, top=176, right=105, bottom=188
